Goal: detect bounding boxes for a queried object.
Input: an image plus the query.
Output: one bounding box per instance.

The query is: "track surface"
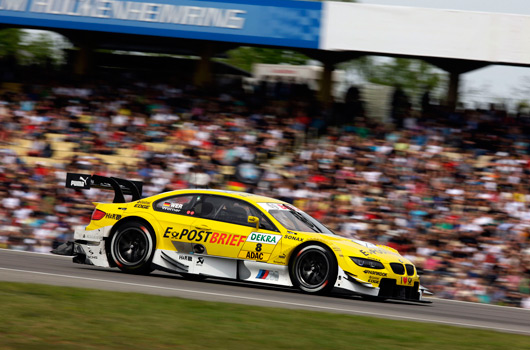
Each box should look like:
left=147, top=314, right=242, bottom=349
left=1, top=249, right=529, bottom=335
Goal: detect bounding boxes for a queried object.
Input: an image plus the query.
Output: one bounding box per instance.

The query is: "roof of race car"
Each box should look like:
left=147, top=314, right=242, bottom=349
left=146, top=188, right=285, bottom=204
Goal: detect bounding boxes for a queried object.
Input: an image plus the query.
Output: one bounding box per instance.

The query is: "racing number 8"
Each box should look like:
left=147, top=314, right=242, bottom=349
left=256, top=243, right=262, bottom=252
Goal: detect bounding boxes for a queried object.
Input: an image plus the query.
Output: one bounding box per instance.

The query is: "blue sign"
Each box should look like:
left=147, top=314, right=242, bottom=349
left=0, top=0, right=322, bottom=48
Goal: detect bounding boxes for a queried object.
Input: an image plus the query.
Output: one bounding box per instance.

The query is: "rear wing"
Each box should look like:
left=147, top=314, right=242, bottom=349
left=65, top=173, right=143, bottom=203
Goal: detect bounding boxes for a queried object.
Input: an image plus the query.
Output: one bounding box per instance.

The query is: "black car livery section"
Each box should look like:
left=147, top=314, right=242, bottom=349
left=65, top=172, right=143, bottom=203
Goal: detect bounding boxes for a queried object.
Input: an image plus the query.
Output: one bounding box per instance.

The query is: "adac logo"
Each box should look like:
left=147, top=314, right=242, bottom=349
left=238, top=250, right=270, bottom=261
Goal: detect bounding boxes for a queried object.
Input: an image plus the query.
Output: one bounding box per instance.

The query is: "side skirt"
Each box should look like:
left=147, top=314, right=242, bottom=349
left=151, top=249, right=293, bottom=287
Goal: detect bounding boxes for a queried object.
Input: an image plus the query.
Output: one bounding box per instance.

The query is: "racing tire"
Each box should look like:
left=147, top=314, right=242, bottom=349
left=290, top=245, right=337, bottom=294
left=109, top=221, right=155, bottom=275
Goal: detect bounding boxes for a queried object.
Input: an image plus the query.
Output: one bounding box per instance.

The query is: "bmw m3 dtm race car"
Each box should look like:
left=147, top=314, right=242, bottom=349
left=53, top=173, right=430, bottom=302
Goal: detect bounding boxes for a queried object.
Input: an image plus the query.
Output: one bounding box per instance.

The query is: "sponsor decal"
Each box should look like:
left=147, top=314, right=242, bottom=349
left=246, top=232, right=281, bottom=244
left=238, top=251, right=270, bottom=261
left=105, top=213, right=122, bottom=220
left=70, top=176, right=89, bottom=187
left=83, top=233, right=102, bottom=240
left=134, top=200, right=150, bottom=209
left=179, top=255, right=192, bottom=262
left=256, top=269, right=279, bottom=281
left=210, top=232, right=247, bottom=246
left=263, top=203, right=301, bottom=211
left=284, top=234, right=303, bottom=242
left=85, top=247, right=103, bottom=260
left=197, top=257, right=204, bottom=266
left=363, top=270, right=387, bottom=277
left=401, top=276, right=413, bottom=285
left=368, top=276, right=380, bottom=284
left=360, top=249, right=369, bottom=257
left=163, top=227, right=246, bottom=246
left=161, top=202, right=185, bottom=213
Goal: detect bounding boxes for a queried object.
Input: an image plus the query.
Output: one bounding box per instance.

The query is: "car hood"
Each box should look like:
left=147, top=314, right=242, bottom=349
left=319, top=234, right=412, bottom=265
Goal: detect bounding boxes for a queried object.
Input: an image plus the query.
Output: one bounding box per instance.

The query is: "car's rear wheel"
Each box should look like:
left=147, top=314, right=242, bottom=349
left=109, top=221, right=155, bottom=274
left=290, top=245, right=337, bottom=294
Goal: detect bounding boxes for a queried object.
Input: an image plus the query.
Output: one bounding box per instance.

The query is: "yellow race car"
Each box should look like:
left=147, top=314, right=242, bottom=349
left=55, top=173, right=430, bottom=302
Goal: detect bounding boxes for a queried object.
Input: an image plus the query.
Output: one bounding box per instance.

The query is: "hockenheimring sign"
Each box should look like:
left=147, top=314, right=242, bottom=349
left=0, top=0, right=323, bottom=48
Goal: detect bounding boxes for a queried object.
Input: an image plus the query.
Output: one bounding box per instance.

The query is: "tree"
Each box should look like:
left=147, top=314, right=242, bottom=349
left=0, top=28, right=23, bottom=59
left=225, top=46, right=309, bottom=72
left=19, top=31, right=67, bottom=66
left=342, top=57, right=447, bottom=105
left=0, top=28, right=68, bottom=66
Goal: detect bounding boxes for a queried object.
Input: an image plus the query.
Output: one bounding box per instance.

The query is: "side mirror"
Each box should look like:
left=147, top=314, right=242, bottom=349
left=248, top=216, right=259, bottom=230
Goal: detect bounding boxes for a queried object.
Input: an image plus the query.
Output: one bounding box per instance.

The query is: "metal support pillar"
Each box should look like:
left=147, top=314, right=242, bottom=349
left=73, top=43, right=94, bottom=76
left=447, top=71, right=460, bottom=111
left=318, top=61, right=334, bottom=107
left=194, top=43, right=214, bottom=88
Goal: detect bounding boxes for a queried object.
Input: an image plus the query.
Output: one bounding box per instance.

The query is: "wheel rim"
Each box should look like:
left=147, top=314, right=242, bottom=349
left=114, top=228, right=149, bottom=266
left=295, top=249, right=330, bottom=289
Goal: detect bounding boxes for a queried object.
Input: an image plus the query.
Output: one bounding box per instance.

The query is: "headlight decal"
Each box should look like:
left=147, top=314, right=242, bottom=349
left=350, top=257, right=385, bottom=269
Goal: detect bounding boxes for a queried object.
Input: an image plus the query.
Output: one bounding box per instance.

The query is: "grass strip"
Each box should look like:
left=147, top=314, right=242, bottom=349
left=0, top=282, right=528, bottom=350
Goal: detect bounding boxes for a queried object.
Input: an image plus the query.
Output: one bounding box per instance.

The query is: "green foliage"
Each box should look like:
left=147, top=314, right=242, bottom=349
left=0, top=28, right=67, bottom=66
left=19, top=32, right=65, bottom=66
left=344, top=57, right=447, bottom=100
left=0, top=28, right=24, bottom=58
left=225, top=47, right=309, bottom=72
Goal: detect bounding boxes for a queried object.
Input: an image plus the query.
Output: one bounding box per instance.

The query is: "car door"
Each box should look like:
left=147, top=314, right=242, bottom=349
left=191, top=195, right=282, bottom=262
left=153, top=194, right=202, bottom=252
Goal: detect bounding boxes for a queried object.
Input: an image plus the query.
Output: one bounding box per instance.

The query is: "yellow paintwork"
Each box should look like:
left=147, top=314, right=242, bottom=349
left=85, top=189, right=419, bottom=289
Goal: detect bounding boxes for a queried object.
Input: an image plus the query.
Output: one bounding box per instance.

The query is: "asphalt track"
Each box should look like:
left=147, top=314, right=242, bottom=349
left=1, top=249, right=529, bottom=335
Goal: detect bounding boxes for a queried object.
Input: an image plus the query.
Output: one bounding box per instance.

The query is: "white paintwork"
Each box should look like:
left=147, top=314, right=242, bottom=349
left=74, top=226, right=112, bottom=242
left=322, top=2, right=530, bottom=65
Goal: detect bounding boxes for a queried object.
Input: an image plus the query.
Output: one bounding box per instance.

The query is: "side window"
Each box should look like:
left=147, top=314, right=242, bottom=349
left=245, top=205, right=278, bottom=231
left=202, top=196, right=249, bottom=225
left=154, top=195, right=196, bottom=216
left=201, top=195, right=278, bottom=231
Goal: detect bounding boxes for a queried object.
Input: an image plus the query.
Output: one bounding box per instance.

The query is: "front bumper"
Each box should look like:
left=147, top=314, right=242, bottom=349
left=336, top=269, right=431, bottom=303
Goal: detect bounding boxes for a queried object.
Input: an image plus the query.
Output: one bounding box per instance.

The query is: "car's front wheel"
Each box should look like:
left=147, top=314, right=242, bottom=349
left=290, top=245, right=337, bottom=294
left=109, top=221, right=155, bottom=274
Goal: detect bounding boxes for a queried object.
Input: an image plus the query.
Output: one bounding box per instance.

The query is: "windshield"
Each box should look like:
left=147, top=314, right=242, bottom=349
left=258, top=203, right=335, bottom=234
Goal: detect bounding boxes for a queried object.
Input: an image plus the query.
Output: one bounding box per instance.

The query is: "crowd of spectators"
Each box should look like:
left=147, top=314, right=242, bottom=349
left=0, top=72, right=529, bottom=308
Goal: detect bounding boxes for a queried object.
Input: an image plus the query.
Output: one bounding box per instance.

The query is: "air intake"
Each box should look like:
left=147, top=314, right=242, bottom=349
left=390, top=263, right=405, bottom=275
